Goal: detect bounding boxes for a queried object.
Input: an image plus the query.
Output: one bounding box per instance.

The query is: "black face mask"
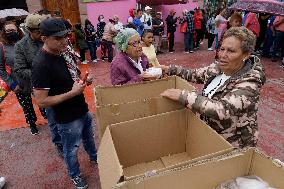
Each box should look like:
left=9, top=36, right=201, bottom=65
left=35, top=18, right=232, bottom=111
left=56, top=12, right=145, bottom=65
left=6, top=31, right=19, bottom=42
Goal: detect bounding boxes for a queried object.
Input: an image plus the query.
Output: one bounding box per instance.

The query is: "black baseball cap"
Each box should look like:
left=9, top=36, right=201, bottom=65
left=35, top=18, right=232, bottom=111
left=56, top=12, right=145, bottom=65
left=39, top=18, right=70, bottom=37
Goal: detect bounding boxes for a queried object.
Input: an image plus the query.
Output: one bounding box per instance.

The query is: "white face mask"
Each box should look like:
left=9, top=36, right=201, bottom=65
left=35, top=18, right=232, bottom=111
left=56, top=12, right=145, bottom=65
left=100, top=18, right=104, bottom=22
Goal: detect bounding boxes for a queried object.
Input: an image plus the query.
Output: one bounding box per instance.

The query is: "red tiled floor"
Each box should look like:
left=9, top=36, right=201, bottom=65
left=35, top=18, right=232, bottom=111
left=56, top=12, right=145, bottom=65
left=0, top=43, right=284, bottom=188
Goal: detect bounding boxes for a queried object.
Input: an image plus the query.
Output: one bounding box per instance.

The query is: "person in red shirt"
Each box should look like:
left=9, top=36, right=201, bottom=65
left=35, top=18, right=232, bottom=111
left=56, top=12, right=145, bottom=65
left=194, top=7, right=203, bottom=49
left=245, top=12, right=260, bottom=37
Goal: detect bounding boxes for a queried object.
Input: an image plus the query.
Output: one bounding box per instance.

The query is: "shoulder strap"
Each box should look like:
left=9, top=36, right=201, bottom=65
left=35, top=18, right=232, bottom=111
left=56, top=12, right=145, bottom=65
left=0, top=42, right=11, bottom=75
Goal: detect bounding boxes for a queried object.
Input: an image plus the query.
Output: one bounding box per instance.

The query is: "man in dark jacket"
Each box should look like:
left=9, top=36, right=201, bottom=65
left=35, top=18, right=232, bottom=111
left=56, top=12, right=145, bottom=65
left=166, top=9, right=178, bottom=53
left=14, top=13, right=47, bottom=135
left=152, top=12, right=164, bottom=54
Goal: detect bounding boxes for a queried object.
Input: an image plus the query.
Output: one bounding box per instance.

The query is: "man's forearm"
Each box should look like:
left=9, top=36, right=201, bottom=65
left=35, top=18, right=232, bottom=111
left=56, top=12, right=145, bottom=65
left=35, top=90, right=76, bottom=108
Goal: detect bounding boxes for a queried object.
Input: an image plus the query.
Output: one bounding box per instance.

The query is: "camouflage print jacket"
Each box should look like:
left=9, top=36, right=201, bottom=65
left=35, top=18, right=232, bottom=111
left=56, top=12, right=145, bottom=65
left=169, top=56, right=266, bottom=148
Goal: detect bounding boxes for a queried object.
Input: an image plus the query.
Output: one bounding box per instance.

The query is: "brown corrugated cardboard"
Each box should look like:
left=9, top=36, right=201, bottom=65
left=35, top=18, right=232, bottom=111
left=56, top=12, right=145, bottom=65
left=94, top=76, right=195, bottom=107
left=98, top=109, right=233, bottom=189
left=116, top=148, right=284, bottom=189
left=95, top=76, right=195, bottom=140
left=96, top=97, right=184, bottom=140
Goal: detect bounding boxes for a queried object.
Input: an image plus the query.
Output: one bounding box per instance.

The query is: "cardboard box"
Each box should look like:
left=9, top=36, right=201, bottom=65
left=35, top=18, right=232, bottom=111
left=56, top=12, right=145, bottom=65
left=96, top=97, right=185, bottom=140
left=94, top=76, right=195, bottom=107
left=95, top=76, right=195, bottom=139
left=116, top=148, right=284, bottom=189
left=98, top=109, right=233, bottom=189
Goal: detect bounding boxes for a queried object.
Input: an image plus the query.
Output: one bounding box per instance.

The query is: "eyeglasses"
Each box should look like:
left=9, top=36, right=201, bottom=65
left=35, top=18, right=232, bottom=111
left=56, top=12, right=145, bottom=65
left=5, top=29, right=17, bottom=33
left=128, top=41, right=142, bottom=48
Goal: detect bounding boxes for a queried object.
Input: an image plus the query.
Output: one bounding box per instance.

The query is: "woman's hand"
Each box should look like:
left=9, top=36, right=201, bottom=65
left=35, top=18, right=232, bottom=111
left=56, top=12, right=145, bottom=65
left=160, top=89, right=182, bottom=101
left=157, top=65, right=170, bottom=74
left=141, top=72, right=157, bottom=81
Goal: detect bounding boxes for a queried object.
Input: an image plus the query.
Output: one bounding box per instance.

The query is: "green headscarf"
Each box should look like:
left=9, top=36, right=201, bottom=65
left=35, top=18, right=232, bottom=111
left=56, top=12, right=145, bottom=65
left=114, top=28, right=139, bottom=52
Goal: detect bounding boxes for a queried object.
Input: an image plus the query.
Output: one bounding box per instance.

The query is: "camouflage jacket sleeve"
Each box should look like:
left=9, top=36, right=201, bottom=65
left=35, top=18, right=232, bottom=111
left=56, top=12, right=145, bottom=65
left=168, top=62, right=220, bottom=84
left=179, top=79, right=261, bottom=121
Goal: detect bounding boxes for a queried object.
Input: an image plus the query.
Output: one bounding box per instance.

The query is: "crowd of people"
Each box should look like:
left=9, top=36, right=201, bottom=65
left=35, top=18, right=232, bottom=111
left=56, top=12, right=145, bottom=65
left=0, top=4, right=282, bottom=189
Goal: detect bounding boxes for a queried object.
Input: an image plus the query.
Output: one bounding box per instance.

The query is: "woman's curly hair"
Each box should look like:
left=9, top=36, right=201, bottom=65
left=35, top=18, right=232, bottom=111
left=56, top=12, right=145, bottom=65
left=223, top=26, right=256, bottom=53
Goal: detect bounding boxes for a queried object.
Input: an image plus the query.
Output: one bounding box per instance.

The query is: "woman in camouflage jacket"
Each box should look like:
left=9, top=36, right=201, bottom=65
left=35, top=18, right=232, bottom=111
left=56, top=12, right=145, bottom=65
left=161, top=27, right=266, bottom=148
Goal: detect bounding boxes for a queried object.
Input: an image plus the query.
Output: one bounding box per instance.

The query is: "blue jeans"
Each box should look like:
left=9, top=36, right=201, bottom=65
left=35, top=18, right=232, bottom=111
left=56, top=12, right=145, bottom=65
left=87, top=41, right=97, bottom=61
left=263, top=32, right=275, bottom=57
left=271, top=31, right=284, bottom=59
left=184, top=33, right=194, bottom=52
left=103, top=40, right=113, bottom=62
left=46, top=108, right=61, bottom=146
left=57, top=112, right=97, bottom=178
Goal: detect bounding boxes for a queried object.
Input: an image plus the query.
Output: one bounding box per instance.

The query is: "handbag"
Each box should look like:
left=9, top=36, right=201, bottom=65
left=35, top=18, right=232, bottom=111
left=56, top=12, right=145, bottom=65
left=180, top=21, right=188, bottom=33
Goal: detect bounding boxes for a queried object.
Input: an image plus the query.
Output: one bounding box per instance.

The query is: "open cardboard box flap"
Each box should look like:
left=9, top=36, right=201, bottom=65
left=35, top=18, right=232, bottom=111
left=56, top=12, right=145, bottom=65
left=98, top=109, right=233, bottom=189
left=94, top=76, right=195, bottom=107
left=96, top=97, right=184, bottom=140
left=115, top=148, right=284, bottom=189
left=98, top=127, right=123, bottom=189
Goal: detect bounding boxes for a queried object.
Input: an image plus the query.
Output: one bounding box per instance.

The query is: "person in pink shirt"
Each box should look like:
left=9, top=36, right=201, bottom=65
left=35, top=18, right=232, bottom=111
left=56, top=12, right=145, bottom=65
left=194, top=7, right=203, bottom=48
left=271, top=16, right=284, bottom=65
left=245, top=12, right=260, bottom=37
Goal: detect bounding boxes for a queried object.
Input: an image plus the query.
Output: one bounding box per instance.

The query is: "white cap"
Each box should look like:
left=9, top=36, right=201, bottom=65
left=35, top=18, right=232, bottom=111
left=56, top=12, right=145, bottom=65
left=145, top=6, right=152, bottom=11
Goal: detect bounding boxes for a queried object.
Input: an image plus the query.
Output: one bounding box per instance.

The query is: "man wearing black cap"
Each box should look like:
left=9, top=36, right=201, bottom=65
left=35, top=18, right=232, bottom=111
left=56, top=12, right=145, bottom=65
left=32, top=18, right=97, bottom=189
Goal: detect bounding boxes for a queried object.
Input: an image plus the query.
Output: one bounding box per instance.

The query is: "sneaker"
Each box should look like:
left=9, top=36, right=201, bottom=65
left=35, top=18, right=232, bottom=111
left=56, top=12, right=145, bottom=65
left=255, top=50, right=262, bottom=55
left=189, top=50, right=194, bottom=53
left=92, top=59, right=98, bottom=63
left=0, top=177, right=6, bottom=188
left=271, top=57, right=277, bottom=62
left=184, top=51, right=189, bottom=54
left=90, top=158, right=98, bottom=165
left=81, top=60, right=88, bottom=65
left=71, top=176, right=88, bottom=189
left=208, top=48, right=214, bottom=51
left=30, top=125, right=39, bottom=135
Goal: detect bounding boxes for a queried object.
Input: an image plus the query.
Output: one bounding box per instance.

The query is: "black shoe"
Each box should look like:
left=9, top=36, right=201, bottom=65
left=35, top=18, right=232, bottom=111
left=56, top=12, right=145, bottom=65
left=30, top=125, right=39, bottom=135
left=56, top=144, right=64, bottom=158
left=271, top=57, right=278, bottom=62
left=157, top=50, right=164, bottom=54
left=90, top=158, right=98, bottom=165
left=71, top=176, right=88, bottom=189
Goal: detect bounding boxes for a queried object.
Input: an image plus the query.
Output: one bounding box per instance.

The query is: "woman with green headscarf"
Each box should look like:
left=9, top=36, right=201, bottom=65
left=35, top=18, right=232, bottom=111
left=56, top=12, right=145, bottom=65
left=110, top=28, right=150, bottom=85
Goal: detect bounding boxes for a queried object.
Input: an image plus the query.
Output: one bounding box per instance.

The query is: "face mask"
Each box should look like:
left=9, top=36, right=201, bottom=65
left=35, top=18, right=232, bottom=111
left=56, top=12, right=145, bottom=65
left=6, top=31, right=19, bottom=42
left=100, top=18, right=104, bottom=22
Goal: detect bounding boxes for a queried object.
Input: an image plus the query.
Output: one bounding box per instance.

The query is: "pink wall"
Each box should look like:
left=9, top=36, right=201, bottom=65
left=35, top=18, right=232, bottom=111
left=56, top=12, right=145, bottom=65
left=156, top=0, right=203, bottom=43
left=87, top=0, right=137, bottom=27
left=86, top=0, right=203, bottom=43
